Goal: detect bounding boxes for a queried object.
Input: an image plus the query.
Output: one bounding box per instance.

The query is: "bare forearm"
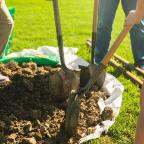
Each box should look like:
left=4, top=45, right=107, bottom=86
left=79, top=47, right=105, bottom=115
left=136, top=0, right=144, bottom=18
left=0, top=0, right=14, bottom=56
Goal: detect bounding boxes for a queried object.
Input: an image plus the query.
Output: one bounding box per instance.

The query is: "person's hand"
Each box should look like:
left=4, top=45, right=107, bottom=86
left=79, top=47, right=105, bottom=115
left=124, top=10, right=143, bottom=27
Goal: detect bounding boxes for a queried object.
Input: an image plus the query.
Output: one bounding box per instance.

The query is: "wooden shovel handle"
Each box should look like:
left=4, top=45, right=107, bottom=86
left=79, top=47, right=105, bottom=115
left=91, top=0, right=99, bottom=64
left=53, top=0, right=68, bottom=69
left=53, top=0, right=62, bottom=36
left=101, top=25, right=133, bottom=66
left=92, top=0, right=99, bottom=33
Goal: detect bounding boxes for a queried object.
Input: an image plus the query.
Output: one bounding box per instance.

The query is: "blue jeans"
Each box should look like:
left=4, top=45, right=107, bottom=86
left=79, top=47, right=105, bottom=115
left=95, top=0, right=144, bottom=65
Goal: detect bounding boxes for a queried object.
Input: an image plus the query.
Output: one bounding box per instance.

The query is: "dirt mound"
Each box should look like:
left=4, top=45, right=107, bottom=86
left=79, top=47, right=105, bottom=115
left=0, top=61, right=113, bottom=144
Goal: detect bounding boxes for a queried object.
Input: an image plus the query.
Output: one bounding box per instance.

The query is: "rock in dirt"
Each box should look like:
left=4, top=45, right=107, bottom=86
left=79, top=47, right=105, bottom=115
left=6, top=133, right=17, bottom=142
left=6, top=61, right=20, bottom=71
left=21, top=62, right=37, bottom=71
left=87, top=127, right=96, bottom=135
left=23, top=121, right=32, bottom=133
left=101, top=107, right=114, bottom=121
left=34, top=132, right=43, bottom=141
left=21, top=137, right=37, bottom=144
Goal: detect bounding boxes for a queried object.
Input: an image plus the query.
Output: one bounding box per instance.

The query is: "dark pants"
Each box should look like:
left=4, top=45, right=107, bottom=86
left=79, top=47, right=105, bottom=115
left=95, top=0, right=144, bottom=65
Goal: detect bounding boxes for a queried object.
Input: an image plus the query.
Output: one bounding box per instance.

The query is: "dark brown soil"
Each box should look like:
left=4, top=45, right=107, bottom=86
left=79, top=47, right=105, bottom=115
left=0, top=61, right=113, bottom=144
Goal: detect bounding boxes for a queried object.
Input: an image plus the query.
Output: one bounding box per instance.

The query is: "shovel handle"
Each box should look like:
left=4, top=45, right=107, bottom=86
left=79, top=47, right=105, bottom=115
left=53, top=0, right=62, bottom=36
left=101, top=25, right=133, bottom=66
left=91, top=0, right=99, bottom=64
left=92, top=0, right=99, bottom=33
left=52, top=0, right=67, bottom=68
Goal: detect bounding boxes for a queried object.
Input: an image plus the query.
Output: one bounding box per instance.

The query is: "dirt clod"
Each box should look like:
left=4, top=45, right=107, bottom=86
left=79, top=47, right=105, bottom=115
left=101, top=107, right=114, bottom=121
left=0, top=61, right=113, bottom=144
left=23, top=121, right=32, bottom=133
left=21, top=137, right=37, bottom=144
left=6, top=133, right=17, bottom=142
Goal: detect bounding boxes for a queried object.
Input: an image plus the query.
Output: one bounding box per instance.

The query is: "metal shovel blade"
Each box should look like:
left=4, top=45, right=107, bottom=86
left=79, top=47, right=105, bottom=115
left=80, top=63, right=106, bottom=95
left=49, top=68, right=80, bottom=102
left=65, top=64, right=106, bottom=138
left=65, top=22, right=133, bottom=140
left=79, top=0, right=101, bottom=90
left=65, top=92, right=80, bottom=138
left=80, top=64, right=106, bottom=90
left=52, top=0, right=80, bottom=103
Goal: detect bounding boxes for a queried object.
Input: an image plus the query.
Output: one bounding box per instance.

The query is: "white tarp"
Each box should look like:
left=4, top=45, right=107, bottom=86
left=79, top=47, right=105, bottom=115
left=2, top=46, right=124, bottom=143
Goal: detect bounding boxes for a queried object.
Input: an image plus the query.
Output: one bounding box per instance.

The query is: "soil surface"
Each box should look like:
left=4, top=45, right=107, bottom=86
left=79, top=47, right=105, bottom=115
left=0, top=61, right=113, bottom=144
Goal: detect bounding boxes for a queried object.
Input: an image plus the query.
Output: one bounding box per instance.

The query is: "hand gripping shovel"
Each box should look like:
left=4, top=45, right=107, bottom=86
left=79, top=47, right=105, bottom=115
left=52, top=0, right=80, bottom=102
left=80, top=0, right=105, bottom=89
left=65, top=21, right=133, bottom=137
left=81, top=23, right=133, bottom=94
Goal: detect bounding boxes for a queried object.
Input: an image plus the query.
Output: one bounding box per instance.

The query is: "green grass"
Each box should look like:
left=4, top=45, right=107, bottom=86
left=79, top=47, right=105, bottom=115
left=6, top=0, right=140, bottom=143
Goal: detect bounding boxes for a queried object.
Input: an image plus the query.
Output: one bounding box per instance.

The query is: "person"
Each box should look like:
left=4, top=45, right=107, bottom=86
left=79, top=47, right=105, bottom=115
left=0, top=0, right=14, bottom=56
left=124, top=0, right=144, bottom=26
left=122, top=0, right=144, bottom=143
left=95, top=0, right=144, bottom=69
left=0, top=0, right=14, bottom=82
left=135, top=81, right=144, bottom=144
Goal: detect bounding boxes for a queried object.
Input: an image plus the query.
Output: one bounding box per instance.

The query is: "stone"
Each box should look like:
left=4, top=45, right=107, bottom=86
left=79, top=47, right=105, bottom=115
left=7, top=133, right=17, bottom=142
left=21, top=137, right=37, bottom=144
left=23, top=121, right=32, bottom=133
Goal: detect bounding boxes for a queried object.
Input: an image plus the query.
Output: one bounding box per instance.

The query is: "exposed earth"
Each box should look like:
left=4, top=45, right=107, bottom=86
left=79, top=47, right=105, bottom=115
left=0, top=61, right=113, bottom=144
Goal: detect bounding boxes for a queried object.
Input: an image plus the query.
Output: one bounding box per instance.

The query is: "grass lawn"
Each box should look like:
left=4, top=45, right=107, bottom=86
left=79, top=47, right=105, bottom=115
left=6, top=0, right=141, bottom=143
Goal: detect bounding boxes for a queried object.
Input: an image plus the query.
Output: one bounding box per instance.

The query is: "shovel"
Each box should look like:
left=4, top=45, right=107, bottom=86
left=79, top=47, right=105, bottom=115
left=51, top=0, right=80, bottom=102
left=81, top=24, right=133, bottom=94
left=80, top=0, right=106, bottom=89
left=65, top=22, right=133, bottom=137
left=65, top=0, right=102, bottom=137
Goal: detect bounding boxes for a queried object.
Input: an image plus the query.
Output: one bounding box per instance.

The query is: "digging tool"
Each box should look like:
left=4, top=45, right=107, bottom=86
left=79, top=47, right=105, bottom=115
left=65, top=22, right=133, bottom=137
left=80, top=24, right=133, bottom=94
left=110, top=59, right=143, bottom=88
left=51, top=0, right=80, bottom=102
left=79, top=0, right=106, bottom=89
left=65, top=0, right=103, bottom=137
left=87, top=40, right=144, bottom=76
left=85, top=41, right=143, bottom=87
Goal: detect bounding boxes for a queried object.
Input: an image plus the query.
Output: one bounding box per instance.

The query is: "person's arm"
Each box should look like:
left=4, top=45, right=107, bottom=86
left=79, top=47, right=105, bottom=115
left=124, top=0, right=144, bottom=26
left=135, top=0, right=144, bottom=21
left=135, top=82, right=144, bottom=144
left=0, top=0, right=14, bottom=56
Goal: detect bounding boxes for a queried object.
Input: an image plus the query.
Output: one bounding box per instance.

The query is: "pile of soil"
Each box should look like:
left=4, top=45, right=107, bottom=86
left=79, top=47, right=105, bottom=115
left=0, top=61, right=113, bottom=144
